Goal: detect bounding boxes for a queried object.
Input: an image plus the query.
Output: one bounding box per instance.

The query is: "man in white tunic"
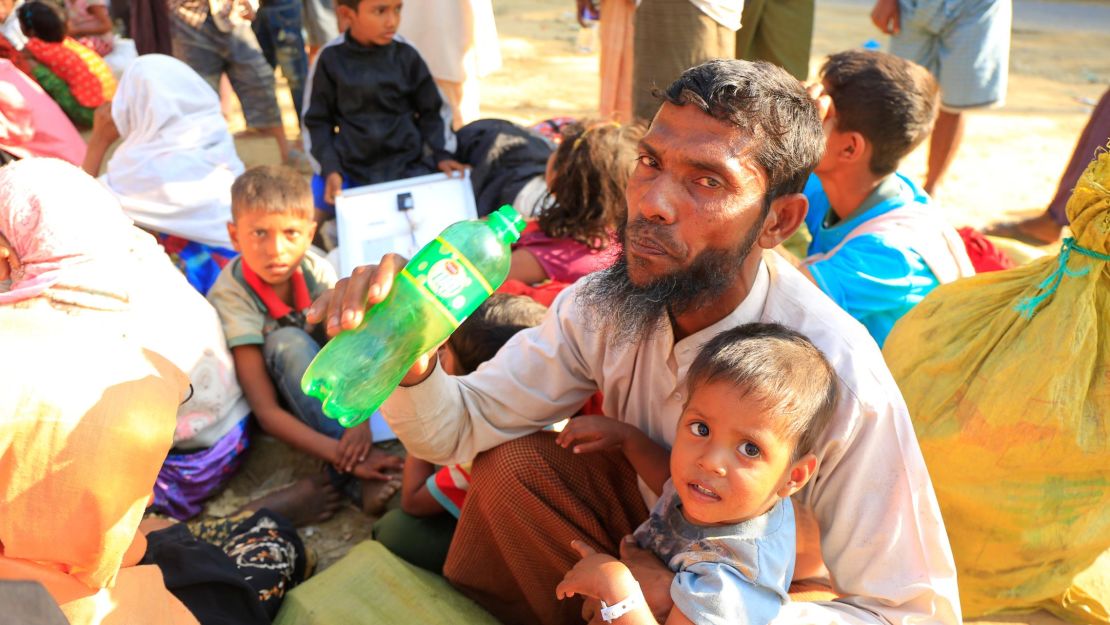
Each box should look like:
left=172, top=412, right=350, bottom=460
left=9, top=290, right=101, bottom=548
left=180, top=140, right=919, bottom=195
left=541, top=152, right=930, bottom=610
left=311, top=59, right=961, bottom=625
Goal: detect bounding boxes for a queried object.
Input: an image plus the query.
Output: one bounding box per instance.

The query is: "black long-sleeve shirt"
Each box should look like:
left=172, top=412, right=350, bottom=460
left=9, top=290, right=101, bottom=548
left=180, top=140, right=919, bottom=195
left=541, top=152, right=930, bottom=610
left=304, top=35, right=453, bottom=186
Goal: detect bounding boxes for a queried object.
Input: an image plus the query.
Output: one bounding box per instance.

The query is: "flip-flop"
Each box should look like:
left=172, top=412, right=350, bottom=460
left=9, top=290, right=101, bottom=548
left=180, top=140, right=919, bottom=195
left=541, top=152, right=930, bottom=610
left=981, top=221, right=1058, bottom=247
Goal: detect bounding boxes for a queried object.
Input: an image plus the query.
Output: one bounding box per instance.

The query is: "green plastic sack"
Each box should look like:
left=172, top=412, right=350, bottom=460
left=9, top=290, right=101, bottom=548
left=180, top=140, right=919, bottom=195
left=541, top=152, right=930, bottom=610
left=274, top=541, right=499, bottom=625
left=883, top=149, right=1110, bottom=623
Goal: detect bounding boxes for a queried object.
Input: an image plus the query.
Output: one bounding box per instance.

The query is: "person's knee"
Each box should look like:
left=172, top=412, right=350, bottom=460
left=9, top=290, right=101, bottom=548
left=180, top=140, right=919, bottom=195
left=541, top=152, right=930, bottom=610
left=470, top=433, right=558, bottom=492
left=263, top=327, right=320, bottom=376
left=372, top=509, right=406, bottom=545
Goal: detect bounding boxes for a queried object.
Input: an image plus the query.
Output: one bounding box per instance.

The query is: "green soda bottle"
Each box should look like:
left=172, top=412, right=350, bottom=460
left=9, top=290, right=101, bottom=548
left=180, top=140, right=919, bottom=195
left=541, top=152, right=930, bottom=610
left=301, top=205, right=526, bottom=427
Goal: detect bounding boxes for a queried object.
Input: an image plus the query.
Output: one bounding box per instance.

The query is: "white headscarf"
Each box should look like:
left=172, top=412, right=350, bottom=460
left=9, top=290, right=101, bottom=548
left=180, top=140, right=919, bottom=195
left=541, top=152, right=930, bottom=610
left=102, top=54, right=244, bottom=249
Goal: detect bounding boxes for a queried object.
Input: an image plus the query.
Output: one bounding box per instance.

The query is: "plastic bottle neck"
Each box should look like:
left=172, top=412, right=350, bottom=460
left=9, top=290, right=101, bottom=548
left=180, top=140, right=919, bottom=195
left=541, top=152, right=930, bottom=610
left=489, top=205, right=526, bottom=245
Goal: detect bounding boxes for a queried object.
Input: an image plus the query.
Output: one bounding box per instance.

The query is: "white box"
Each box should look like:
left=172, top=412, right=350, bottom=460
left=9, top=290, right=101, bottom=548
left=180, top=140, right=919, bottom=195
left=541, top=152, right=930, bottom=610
left=334, top=170, right=478, bottom=278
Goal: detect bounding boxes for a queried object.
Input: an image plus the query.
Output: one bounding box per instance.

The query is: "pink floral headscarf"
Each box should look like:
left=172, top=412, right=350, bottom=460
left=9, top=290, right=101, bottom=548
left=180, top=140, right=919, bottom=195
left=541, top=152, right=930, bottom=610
left=0, top=158, right=136, bottom=306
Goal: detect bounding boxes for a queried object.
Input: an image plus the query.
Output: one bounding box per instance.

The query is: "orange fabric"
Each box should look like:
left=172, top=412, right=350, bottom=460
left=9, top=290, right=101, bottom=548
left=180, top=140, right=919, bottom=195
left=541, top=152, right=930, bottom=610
left=598, top=0, right=634, bottom=123
left=0, top=303, right=197, bottom=625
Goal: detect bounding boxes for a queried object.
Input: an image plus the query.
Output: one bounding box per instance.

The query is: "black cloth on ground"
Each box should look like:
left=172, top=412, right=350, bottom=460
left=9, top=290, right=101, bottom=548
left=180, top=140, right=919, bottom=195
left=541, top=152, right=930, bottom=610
left=143, top=509, right=306, bottom=625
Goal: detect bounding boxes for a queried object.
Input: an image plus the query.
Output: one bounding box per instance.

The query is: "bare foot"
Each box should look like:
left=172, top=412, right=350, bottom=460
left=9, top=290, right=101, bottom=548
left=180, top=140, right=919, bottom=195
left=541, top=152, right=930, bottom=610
left=239, top=473, right=342, bottom=526
left=360, top=476, right=402, bottom=517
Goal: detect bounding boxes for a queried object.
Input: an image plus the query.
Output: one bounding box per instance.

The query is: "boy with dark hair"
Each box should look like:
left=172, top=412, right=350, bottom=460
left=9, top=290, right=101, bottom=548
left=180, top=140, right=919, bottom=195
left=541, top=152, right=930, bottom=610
left=372, top=293, right=548, bottom=573
left=557, top=323, right=838, bottom=625
left=798, top=49, right=974, bottom=346
left=208, top=165, right=403, bottom=514
left=302, top=0, right=466, bottom=213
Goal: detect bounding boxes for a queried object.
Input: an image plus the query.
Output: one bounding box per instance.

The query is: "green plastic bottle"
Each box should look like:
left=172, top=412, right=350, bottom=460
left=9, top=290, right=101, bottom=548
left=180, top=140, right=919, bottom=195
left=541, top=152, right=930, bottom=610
left=301, top=205, right=526, bottom=427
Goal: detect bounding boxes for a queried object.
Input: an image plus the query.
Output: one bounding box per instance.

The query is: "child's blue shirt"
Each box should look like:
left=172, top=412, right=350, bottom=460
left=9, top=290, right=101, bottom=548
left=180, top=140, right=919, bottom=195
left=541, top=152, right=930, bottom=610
left=634, top=481, right=795, bottom=625
left=803, top=172, right=941, bottom=347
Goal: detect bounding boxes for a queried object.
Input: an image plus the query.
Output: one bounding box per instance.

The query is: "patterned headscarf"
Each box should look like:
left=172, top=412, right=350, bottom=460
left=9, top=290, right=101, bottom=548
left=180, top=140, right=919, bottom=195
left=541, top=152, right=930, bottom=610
left=0, top=157, right=137, bottom=306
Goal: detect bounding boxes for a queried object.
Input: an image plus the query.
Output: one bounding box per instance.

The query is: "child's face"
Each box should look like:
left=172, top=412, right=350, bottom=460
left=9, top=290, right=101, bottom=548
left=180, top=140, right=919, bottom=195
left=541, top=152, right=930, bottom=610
left=227, top=209, right=317, bottom=286
left=344, top=0, right=401, bottom=47
left=669, top=381, right=813, bottom=526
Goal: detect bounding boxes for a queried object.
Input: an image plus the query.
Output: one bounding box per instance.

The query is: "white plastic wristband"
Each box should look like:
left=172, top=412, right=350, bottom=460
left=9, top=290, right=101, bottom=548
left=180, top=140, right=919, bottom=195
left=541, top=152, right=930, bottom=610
left=600, top=581, right=645, bottom=623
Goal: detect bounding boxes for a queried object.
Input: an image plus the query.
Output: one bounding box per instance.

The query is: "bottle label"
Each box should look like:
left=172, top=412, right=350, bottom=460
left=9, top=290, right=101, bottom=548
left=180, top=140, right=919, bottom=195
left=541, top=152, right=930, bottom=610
left=401, top=237, right=493, bottom=327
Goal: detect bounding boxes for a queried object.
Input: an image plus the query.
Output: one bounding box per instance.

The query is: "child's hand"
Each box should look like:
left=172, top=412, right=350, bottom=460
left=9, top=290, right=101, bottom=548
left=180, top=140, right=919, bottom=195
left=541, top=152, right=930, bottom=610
left=335, top=421, right=372, bottom=473
left=619, top=535, right=674, bottom=622
left=556, top=415, right=634, bottom=454
left=324, top=172, right=344, bottom=204
left=349, top=447, right=404, bottom=481
left=556, top=540, right=638, bottom=604
left=436, top=159, right=469, bottom=178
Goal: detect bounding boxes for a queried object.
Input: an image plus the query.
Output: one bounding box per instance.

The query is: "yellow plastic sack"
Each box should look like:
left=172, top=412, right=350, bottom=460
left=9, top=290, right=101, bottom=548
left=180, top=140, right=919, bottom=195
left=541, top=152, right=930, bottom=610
left=883, top=149, right=1110, bottom=623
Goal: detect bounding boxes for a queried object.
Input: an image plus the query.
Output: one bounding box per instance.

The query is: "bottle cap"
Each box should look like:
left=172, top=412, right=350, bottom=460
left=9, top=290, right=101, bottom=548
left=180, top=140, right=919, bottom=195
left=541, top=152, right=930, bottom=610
left=489, top=204, right=526, bottom=244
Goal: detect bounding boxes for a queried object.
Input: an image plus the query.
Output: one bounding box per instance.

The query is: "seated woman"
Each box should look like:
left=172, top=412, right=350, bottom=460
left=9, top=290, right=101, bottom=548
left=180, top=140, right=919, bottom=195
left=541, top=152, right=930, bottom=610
left=83, top=54, right=243, bottom=295
left=0, top=58, right=86, bottom=165
left=507, top=120, right=642, bottom=288
left=1, top=156, right=258, bottom=521
left=0, top=158, right=341, bottom=624
left=17, top=1, right=115, bottom=128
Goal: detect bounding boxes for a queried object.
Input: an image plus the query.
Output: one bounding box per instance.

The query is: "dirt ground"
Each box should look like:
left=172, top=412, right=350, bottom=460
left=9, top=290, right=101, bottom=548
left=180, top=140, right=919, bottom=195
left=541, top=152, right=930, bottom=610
left=212, top=1, right=1108, bottom=621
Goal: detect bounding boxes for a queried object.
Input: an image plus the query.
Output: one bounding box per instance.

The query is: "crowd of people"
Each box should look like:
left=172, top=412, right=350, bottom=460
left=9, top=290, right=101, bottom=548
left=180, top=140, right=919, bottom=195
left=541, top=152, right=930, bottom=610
left=1, top=0, right=1108, bottom=624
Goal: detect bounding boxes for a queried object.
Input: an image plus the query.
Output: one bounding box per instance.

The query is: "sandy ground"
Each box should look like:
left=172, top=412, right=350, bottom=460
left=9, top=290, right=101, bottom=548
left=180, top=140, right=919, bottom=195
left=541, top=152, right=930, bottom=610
left=212, top=2, right=1109, bottom=622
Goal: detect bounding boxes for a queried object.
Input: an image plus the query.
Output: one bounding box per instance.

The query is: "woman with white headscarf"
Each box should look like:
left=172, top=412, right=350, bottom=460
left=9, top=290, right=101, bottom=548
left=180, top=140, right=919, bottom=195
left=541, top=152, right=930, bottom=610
left=82, top=53, right=245, bottom=295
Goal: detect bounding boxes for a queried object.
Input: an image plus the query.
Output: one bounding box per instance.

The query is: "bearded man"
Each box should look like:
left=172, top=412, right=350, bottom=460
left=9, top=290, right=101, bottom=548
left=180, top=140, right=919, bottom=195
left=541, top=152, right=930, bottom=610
left=310, top=59, right=961, bottom=625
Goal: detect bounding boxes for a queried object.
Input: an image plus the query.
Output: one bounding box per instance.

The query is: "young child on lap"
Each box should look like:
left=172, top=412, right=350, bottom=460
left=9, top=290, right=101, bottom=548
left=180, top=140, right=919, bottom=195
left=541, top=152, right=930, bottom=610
left=302, top=0, right=466, bottom=213
left=208, top=165, right=403, bottom=512
left=373, top=293, right=549, bottom=573
left=556, top=323, right=837, bottom=624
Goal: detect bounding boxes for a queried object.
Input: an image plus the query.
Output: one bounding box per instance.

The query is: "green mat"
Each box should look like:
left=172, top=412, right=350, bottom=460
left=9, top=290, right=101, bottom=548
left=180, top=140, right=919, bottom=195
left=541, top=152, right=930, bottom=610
left=274, top=541, right=500, bottom=625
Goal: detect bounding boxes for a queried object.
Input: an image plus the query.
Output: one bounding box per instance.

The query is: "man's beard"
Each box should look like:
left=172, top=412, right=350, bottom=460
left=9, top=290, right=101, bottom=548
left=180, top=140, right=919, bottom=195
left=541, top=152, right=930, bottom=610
left=577, top=216, right=763, bottom=345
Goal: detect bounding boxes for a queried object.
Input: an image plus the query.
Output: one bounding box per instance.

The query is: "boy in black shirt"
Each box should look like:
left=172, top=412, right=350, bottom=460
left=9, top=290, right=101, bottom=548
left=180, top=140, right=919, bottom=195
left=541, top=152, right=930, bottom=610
left=303, top=0, right=467, bottom=212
